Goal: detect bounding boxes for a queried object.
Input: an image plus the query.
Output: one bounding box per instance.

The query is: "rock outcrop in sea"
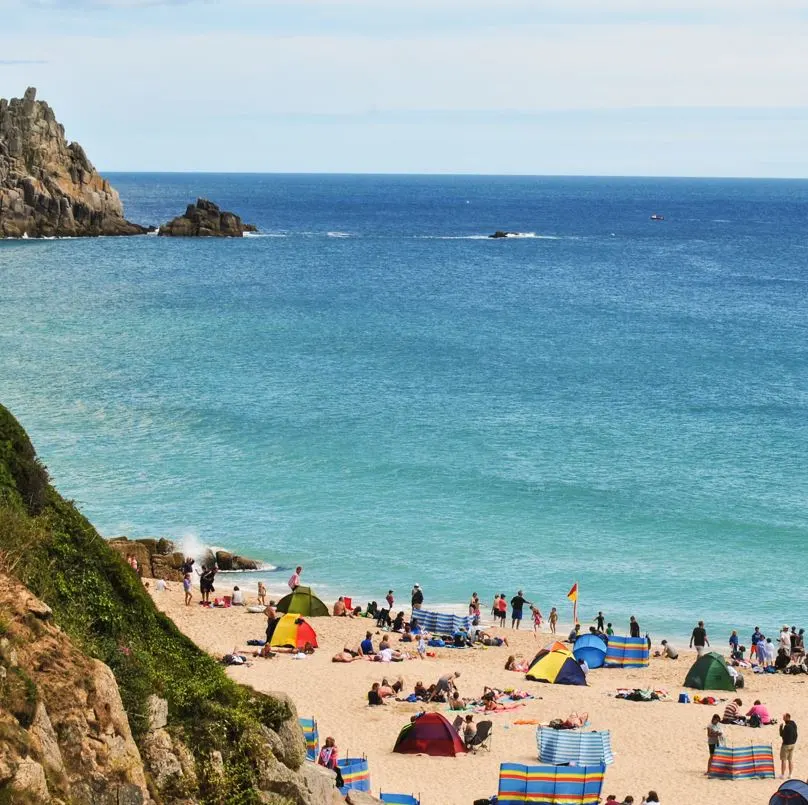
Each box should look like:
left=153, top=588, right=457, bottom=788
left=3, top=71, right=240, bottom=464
left=158, top=198, right=257, bottom=237
left=0, top=401, right=353, bottom=804
left=0, top=88, right=145, bottom=238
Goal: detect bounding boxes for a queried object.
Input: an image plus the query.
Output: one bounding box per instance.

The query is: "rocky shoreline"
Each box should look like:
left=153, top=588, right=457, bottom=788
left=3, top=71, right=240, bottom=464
left=107, top=536, right=262, bottom=580
left=0, top=88, right=255, bottom=239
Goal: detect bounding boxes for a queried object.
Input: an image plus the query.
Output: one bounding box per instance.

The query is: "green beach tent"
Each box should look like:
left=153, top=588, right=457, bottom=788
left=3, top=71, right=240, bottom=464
left=684, top=652, right=736, bottom=692
left=276, top=586, right=329, bottom=617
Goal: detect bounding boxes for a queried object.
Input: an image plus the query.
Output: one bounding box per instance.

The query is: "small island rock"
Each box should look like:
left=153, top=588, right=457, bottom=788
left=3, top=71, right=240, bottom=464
left=158, top=198, right=257, bottom=237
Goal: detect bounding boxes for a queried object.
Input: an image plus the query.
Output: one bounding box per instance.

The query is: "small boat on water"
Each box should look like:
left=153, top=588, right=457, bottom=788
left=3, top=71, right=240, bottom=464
left=650, top=214, right=664, bottom=221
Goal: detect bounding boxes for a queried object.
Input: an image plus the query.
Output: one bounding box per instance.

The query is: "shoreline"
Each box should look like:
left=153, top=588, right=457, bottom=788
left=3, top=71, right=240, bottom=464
left=146, top=576, right=803, bottom=805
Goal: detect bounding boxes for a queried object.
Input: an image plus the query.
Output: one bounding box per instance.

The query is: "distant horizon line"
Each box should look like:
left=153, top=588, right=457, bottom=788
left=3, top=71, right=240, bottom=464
left=101, top=170, right=808, bottom=181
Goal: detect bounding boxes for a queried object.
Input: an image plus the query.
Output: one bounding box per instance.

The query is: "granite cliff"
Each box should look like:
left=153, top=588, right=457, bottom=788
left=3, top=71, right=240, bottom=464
left=0, top=403, right=346, bottom=805
left=0, top=88, right=144, bottom=238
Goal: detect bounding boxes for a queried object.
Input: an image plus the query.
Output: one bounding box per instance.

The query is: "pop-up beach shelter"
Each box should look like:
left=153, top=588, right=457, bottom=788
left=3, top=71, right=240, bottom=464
left=536, top=726, right=615, bottom=766
left=604, top=636, right=650, bottom=668
left=684, top=651, right=736, bottom=692
left=410, top=610, right=472, bottom=633
left=270, top=614, right=318, bottom=649
left=526, top=642, right=587, bottom=685
left=708, top=744, right=775, bottom=779
left=337, top=756, right=370, bottom=795
left=298, top=717, right=318, bottom=761
left=573, top=634, right=608, bottom=669
left=770, top=780, right=808, bottom=804
left=393, top=712, right=466, bottom=756
left=497, top=762, right=606, bottom=805
left=380, top=794, right=420, bottom=804
left=276, top=586, right=329, bottom=617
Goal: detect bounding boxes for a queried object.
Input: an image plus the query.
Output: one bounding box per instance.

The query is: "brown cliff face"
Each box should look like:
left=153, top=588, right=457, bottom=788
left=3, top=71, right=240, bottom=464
left=0, top=88, right=145, bottom=238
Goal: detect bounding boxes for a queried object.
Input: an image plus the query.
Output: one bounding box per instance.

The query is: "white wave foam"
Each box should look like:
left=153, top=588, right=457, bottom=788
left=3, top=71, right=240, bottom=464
left=417, top=232, right=563, bottom=241
left=327, top=231, right=352, bottom=238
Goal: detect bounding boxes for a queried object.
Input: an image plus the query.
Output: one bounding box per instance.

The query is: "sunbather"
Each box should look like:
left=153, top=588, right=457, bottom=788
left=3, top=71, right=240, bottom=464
left=505, top=655, right=529, bottom=672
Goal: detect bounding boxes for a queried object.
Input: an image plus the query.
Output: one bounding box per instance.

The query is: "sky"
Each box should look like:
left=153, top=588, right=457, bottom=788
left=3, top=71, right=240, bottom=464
left=1, top=0, right=808, bottom=175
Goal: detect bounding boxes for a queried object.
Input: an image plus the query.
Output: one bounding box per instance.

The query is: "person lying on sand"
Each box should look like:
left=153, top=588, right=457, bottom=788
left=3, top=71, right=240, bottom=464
left=332, top=649, right=361, bottom=663
left=378, top=677, right=398, bottom=698
left=505, top=655, right=529, bottom=672
left=413, top=681, right=429, bottom=700
left=476, top=631, right=509, bottom=647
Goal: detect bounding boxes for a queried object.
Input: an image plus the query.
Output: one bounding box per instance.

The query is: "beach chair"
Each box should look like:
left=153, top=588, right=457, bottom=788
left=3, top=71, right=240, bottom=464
left=467, top=720, right=493, bottom=752
left=380, top=793, right=421, bottom=804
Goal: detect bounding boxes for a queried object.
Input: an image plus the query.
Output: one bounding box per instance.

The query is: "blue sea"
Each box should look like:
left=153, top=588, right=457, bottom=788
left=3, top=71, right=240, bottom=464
left=2, top=174, right=807, bottom=641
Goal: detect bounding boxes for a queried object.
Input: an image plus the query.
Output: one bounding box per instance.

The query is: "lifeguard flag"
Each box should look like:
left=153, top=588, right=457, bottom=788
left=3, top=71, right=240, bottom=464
left=567, top=583, right=579, bottom=602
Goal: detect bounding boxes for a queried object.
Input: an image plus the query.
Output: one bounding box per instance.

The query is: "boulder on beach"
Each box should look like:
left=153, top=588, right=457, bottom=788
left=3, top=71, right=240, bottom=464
left=158, top=198, right=257, bottom=237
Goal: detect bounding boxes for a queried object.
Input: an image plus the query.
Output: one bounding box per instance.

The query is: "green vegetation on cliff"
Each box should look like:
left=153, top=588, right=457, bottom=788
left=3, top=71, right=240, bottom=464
left=0, top=403, right=291, bottom=804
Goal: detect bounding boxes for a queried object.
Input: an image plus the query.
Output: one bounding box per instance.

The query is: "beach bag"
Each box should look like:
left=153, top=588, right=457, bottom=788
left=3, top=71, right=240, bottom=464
left=749, top=714, right=761, bottom=728
left=678, top=693, right=690, bottom=703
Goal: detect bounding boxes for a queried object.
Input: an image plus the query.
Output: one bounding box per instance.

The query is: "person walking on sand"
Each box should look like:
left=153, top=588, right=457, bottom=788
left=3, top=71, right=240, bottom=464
left=257, top=581, right=267, bottom=606
left=510, top=590, right=531, bottom=630
left=531, top=604, right=543, bottom=633
left=288, top=566, right=302, bottom=591
left=549, top=607, right=558, bottom=634
left=780, top=713, right=798, bottom=778
left=594, top=611, right=605, bottom=632
left=706, top=713, right=724, bottom=773
left=690, top=621, right=710, bottom=656
left=629, top=616, right=641, bottom=638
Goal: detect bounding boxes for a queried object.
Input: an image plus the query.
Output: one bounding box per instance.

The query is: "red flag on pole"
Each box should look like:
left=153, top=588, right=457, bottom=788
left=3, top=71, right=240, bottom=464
left=567, top=582, right=579, bottom=626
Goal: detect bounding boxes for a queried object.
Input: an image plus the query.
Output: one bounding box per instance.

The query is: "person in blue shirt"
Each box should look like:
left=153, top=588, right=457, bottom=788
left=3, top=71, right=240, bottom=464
left=411, top=618, right=422, bottom=636
left=359, top=631, right=375, bottom=656
left=751, top=627, right=764, bottom=662
left=729, top=630, right=740, bottom=658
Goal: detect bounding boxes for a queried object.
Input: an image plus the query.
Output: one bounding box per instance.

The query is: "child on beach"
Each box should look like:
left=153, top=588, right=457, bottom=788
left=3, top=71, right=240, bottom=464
left=531, top=605, right=543, bottom=633
left=416, top=633, right=427, bottom=660
left=257, top=581, right=266, bottom=605
left=548, top=607, right=558, bottom=634
left=183, top=573, right=192, bottom=606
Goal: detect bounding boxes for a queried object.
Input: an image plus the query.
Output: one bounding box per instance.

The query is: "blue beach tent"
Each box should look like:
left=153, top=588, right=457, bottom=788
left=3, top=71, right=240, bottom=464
left=770, top=780, right=808, bottom=804
left=573, top=634, right=608, bottom=669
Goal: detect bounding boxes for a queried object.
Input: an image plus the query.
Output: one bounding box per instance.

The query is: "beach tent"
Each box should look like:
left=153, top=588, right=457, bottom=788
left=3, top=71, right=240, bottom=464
left=708, top=744, right=775, bottom=779
left=526, top=642, right=587, bottom=685
left=770, top=780, right=808, bottom=804
left=497, top=762, right=606, bottom=805
left=410, top=610, right=472, bottom=633
left=270, top=614, right=318, bottom=649
left=684, top=651, right=736, bottom=692
left=337, top=756, right=370, bottom=795
left=536, top=726, right=615, bottom=766
left=393, top=712, right=466, bottom=756
left=298, top=717, right=318, bottom=761
left=604, top=636, right=650, bottom=668
left=276, top=586, right=329, bottom=617
left=573, top=634, right=608, bottom=669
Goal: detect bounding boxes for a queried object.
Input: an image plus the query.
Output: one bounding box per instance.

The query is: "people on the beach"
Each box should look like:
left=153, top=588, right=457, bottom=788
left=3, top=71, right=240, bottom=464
left=199, top=564, right=217, bottom=604
left=659, top=640, right=678, bottom=659
left=606, top=622, right=614, bottom=636
left=776, top=647, right=791, bottom=671
left=706, top=713, right=724, bottom=773
left=288, top=566, right=302, bottom=591
left=751, top=626, right=763, bottom=660
left=429, top=671, right=460, bottom=702
left=333, top=597, right=353, bottom=617
left=368, top=682, right=385, bottom=706
left=567, top=623, right=581, bottom=642
left=359, top=631, right=375, bottom=656
left=629, top=616, right=641, bottom=638
left=495, top=594, right=507, bottom=626
left=548, top=607, right=558, bottom=634
left=411, top=583, right=424, bottom=610
left=729, top=629, right=739, bottom=656
left=256, top=581, right=266, bottom=605
left=386, top=589, right=394, bottom=609
left=578, top=658, right=589, bottom=677
left=642, top=792, right=660, bottom=804
left=462, top=714, right=476, bottom=747
left=747, top=699, right=772, bottom=725
left=505, top=655, right=529, bottom=672
left=510, top=590, right=530, bottom=630
left=531, top=605, right=543, bottom=632
left=595, top=611, right=606, bottom=631
left=449, top=690, right=466, bottom=710
left=317, top=736, right=338, bottom=769
left=780, top=713, right=797, bottom=777
left=183, top=573, right=192, bottom=606
left=722, top=698, right=744, bottom=724
left=690, top=621, right=709, bottom=656
left=469, top=592, right=480, bottom=618
left=231, top=585, right=244, bottom=605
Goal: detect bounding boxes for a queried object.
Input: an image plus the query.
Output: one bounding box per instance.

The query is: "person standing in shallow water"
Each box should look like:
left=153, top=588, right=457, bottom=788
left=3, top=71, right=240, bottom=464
left=629, top=616, right=641, bottom=638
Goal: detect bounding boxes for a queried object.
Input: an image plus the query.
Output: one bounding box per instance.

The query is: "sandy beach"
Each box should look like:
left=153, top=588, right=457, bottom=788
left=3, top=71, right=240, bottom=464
left=148, top=581, right=804, bottom=805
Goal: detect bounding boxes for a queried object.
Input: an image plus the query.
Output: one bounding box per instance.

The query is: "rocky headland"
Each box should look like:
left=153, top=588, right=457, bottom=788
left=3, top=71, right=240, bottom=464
left=0, top=88, right=145, bottom=238
left=0, top=402, right=348, bottom=804
left=158, top=198, right=257, bottom=237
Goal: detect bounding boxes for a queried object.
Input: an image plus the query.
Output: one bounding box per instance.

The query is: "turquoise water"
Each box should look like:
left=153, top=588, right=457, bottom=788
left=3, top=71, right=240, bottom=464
left=1, top=174, right=807, bottom=640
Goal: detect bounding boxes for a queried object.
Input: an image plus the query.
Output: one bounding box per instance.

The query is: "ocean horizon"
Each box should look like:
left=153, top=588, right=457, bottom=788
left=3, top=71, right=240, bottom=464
left=2, top=172, right=807, bottom=643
